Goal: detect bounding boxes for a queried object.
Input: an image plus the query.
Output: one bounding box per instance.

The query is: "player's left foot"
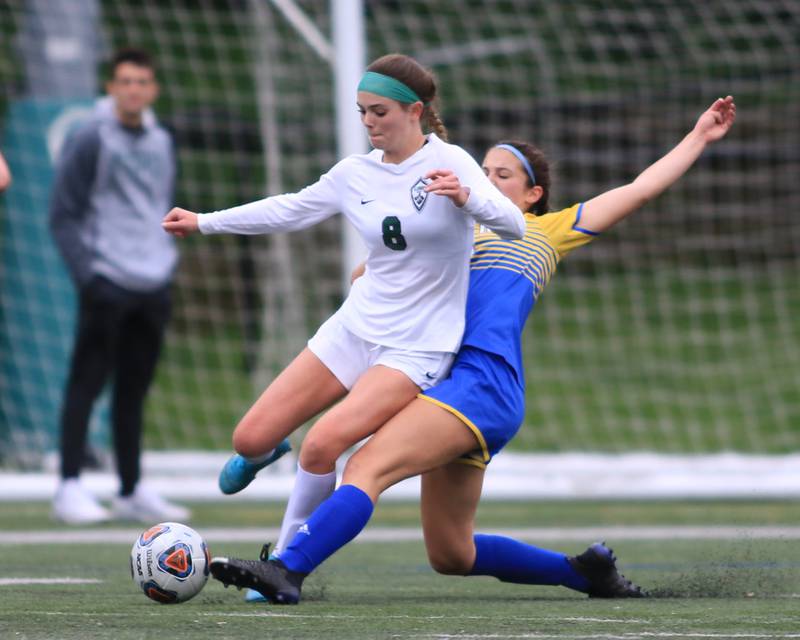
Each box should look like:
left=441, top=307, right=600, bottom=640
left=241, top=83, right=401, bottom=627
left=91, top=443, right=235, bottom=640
left=218, top=439, right=292, bottom=495
left=210, top=544, right=305, bottom=604
left=245, top=588, right=268, bottom=603
left=568, top=542, right=646, bottom=598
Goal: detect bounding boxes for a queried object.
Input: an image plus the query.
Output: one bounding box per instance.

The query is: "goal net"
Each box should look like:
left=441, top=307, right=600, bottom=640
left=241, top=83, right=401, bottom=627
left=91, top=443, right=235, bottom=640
left=0, top=0, right=798, bottom=467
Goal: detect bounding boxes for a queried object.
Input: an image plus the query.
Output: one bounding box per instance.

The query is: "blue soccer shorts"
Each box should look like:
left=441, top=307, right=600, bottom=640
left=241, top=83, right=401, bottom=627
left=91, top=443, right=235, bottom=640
left=418, top=346, right=525, bottom=468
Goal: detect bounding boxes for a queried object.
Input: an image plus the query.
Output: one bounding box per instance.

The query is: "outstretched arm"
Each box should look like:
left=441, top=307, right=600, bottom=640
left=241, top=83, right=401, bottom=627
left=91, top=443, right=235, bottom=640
left=163, top=161, right=349, bottom=238
left=579, top=96, right=736, bottom=234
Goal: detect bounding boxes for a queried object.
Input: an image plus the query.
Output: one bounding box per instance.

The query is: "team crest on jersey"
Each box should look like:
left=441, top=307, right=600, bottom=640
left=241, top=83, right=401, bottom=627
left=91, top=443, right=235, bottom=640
left=410, top=177, right=430, bottom=212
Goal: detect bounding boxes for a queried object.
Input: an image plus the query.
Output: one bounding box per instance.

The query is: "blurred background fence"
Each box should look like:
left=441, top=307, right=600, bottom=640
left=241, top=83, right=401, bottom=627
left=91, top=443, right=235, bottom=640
left=0, top=0, right=798, bottom=469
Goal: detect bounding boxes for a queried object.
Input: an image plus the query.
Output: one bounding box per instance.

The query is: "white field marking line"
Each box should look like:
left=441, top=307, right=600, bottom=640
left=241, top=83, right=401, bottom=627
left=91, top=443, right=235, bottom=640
left=0, top=577, right=103, bottom=585
left=560, top=618, right=653, bottom=624
left=36, top=612, right=209, bottom=618
left=423, top=635, right=800, bottom=639
left=199, top=612, right=652, bottom=623
left=28, top=611, right=800, bottom=627
left=4, top=525, right=800, bottom=545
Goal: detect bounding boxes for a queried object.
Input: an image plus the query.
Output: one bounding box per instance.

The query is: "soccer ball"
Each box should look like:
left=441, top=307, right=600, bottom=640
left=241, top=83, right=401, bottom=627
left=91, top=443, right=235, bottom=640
left=130, top=522, right=210, bottom=604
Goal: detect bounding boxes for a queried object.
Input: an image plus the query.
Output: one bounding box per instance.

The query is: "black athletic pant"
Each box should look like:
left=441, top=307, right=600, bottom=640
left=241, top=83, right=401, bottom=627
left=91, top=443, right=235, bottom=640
left=59, top=276, right=171, bottom=496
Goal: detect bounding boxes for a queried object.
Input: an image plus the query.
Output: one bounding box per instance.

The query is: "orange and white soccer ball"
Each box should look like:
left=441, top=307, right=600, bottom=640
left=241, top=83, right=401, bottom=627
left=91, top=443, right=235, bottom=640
left=130, top=522, right=210, bottom=604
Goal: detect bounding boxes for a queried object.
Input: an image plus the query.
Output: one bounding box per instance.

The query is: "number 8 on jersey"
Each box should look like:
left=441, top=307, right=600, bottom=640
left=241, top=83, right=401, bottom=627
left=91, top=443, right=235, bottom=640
left=382, top=216, right=407, bottom=251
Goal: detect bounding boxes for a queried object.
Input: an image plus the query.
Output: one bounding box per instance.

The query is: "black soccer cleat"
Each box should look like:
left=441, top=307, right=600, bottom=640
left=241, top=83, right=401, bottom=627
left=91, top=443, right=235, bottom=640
left=210, top=544, right=306, bottom=604
left=568, top=542, right=646, bottom=598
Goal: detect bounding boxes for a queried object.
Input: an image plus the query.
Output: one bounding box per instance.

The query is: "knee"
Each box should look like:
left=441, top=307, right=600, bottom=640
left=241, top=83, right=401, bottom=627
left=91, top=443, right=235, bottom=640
left=426, top=545, right=474, bottom=576
left=231, top=428, right=261, bottom=459
left=298, top=430, right=344, bottom=473
left=231, top=420, right=280, bottom=460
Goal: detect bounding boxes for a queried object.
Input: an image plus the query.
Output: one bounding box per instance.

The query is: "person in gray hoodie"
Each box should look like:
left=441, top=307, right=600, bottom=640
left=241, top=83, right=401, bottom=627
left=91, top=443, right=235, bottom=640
left=50, top=48, right=188, bottom=525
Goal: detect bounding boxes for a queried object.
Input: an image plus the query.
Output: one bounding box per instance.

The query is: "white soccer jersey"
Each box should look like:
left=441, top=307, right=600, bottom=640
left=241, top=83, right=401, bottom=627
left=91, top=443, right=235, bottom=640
left=198, top=134, right=524, bottom=353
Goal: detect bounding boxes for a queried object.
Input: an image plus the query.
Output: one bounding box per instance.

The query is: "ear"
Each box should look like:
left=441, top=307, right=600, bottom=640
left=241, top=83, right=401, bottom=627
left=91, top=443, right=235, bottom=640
left=407, top=101, right=424, bottom=121
left=524, top=185, right=544, bottom=210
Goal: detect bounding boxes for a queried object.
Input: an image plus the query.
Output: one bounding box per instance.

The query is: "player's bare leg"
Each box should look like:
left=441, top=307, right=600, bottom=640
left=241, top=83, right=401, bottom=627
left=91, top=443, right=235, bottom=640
left=212, top=399, right=477, bottom=603
left=218, top=348, right=347, bottom=495
left=341, top=397, right=479, bottom=498
left=420, top=460, right=645, bottom=597
left=233, top=347, right=348, bottom=457
left=420, top=462, right=484, bottom=574
left=297, top=364, right=423, bottom=475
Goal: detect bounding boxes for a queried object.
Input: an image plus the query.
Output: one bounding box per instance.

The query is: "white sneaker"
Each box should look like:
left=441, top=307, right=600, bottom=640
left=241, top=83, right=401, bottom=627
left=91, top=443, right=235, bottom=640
left=111, top=484, right=191, bottom=522
left=52, top=478, right=111, bottom=525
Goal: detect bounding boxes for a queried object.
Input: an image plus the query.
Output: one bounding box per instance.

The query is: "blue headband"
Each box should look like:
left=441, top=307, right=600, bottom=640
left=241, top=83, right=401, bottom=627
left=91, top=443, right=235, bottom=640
left=495, top=143, right=536, bottom=186
left=358, top=71, right=424, bottom=104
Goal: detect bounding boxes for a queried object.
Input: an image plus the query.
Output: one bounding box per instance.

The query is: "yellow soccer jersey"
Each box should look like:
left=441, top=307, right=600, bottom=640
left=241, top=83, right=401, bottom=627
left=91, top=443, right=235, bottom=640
left=463, top=203, right=597, bottom=381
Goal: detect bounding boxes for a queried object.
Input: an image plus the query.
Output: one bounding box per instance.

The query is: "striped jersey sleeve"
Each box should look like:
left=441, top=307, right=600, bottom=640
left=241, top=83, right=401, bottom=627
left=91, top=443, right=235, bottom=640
left=534, top=202, right=597, bottom=260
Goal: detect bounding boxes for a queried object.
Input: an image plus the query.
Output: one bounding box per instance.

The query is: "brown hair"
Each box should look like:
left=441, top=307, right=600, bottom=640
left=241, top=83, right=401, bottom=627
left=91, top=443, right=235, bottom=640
left=110, top=47, right=156, bottom=78
left=367, top=54, right=448, bottom=141
left=496, top=139, right=551, bottom=215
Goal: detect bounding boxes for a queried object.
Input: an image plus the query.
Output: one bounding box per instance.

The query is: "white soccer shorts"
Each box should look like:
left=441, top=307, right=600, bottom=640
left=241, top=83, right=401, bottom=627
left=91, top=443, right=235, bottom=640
left=307, top=314, right=454, bottom=391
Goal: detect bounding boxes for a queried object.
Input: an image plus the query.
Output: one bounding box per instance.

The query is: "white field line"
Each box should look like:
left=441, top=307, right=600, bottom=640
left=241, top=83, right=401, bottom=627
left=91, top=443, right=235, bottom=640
left=2, top=525, right=800, bottom=546
left=198, top=612, right=653, bottom=623
left=26, top=610, right=800, bottom=632
left=23, top=612, right=800, bottom=637
left=417, top=635, right=800, bottom=639
left=0, top=577, right=103, bottom=585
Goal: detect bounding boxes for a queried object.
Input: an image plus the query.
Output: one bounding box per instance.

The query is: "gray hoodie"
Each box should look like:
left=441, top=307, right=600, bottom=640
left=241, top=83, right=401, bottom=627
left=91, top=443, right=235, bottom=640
left=49, top=96, right=177, bottom=292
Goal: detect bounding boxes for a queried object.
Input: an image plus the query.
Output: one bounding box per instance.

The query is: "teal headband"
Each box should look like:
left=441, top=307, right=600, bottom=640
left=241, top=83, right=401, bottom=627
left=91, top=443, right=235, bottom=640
left=358, top=71, right=425, bottom=105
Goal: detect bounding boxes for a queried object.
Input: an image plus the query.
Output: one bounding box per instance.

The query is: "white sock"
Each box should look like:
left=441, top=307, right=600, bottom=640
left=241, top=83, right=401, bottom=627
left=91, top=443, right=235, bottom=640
left=243, top=449, right=275, bottom=465
left=274, top=463, right=336, bottom=554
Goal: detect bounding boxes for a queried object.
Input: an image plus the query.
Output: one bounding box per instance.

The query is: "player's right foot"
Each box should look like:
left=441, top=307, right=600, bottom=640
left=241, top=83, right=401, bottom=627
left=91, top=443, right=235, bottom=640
left=218, top=439, right=292, bottom=495
left=245, top=543, right=277, bottom=603
left=210, top=545, right=305, bottom=604
left=568, top=542, right=646, bottom=598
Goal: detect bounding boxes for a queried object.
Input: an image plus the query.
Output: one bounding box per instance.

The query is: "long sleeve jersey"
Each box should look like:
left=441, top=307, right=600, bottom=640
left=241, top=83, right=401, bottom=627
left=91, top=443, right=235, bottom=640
left=198, top=133, right=525, bottom=353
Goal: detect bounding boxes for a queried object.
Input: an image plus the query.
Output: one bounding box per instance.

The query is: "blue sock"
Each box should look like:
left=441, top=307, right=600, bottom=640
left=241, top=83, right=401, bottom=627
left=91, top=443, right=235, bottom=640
left=279, top=484, right=374, bottom=575
left=469, top=534, right=589, bottom=592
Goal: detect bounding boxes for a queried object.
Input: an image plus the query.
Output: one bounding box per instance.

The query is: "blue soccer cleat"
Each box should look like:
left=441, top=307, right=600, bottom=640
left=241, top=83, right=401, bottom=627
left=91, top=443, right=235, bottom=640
left=218, top=439, right=292, bottom=495
left=245, top=588, right=268, bottom=603
left=568, top=541, right=646, bottom=598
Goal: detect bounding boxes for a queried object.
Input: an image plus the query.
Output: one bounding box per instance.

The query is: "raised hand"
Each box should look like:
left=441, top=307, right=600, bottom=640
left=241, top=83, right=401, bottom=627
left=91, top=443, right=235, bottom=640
left=694, top=96, right=736, bottom=144
left=424, top=169, right=470, bottom=207
left=162, top=207, right=199, bottom=237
